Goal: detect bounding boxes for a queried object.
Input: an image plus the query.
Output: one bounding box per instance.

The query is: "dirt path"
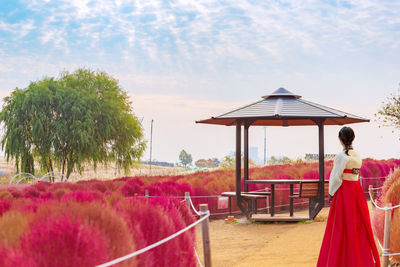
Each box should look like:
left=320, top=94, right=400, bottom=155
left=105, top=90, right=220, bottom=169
left=195, top=208, right=329, bottom=267
left=195, top=203, right=380, bottom=267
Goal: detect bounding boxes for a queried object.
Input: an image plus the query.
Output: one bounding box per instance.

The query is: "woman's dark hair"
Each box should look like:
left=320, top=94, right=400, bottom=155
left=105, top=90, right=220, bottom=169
left=338, top=126, right=355, bottom=155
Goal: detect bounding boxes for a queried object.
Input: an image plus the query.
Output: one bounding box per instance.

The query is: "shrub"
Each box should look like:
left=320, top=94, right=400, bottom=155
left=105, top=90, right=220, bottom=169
left=302, top=170, right=318, bottom=179
left=0, top=198, right=11, bottom=216
left=30, top=181, right=51, bottom=192
left=0, top=211, right=30, bottom=247
left=63, top=201, right=136, bottom=265
left=0, top=246, right=33, bottom=267
left=32, top=200, right=137, bottom=266
left=52, top=188, right=72, bottom=199
left=90, top=181, right=108, bottom=193
left=8, top=189, right=22, bottom=199
left=39, top=191, right=54, bottom=200
left=0, top=190, right=13, bottom=199
left=391, top=210, right=400, bottom=263
left=22, top=187, right=40, bottom=198
left=118, top=179, right=143, bottom=197
left=117, top=197, right=196, bottom=267
left=104, top=191, right=124, bottom=206
left=104, top=180, right=126, bottom=192
left=371, top=208, right=385, bottom=243
left=371, top=169, right=400, bottom=264
left=381, top=169, right=400, bottom=202
left=19, top=215, right=110, bottom=267
left=62, top=190, right=104, bottom=203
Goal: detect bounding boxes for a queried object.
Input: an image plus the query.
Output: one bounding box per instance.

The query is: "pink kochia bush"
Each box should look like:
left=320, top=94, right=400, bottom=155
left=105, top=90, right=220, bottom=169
left=371, top=168, right=400, bottom=263
left=2, top=159, right=399, bottom=218
left=0, top=189, right=196, bottom=267
left=20, top=216, right=110, bottom=267
left=0, top=159, right=398, bottom=266
left=117, top=197, right=196, bottom=266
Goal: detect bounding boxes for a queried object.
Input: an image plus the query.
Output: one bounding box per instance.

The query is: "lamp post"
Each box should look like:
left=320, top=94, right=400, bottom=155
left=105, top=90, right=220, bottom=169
left=264, top=126, right=267, bottom=165
left=149, top=119, right=154, bottom=175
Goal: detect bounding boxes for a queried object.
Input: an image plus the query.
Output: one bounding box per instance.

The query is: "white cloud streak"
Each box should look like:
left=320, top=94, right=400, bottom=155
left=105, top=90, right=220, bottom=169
left=3, top=0, right=399, bottom=67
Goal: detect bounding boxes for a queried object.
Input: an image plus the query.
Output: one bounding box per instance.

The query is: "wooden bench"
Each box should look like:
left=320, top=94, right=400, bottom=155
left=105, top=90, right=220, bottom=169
left=289, top=181, right=330, bottom=216
left=289, top=181, right=329, bottom=198
left=221, top=190, right=271, bottom=215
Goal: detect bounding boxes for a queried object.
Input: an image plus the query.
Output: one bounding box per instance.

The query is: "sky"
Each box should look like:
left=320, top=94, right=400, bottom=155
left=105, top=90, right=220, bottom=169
left=0, top=0, right=399, bottom=164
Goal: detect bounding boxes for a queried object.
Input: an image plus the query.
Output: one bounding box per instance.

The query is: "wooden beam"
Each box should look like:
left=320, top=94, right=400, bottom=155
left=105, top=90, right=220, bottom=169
left=310, top=119, right=325, bottom=219
left=318, top=120, right=325, bottom=202
left=235, top=121, right=247, bottom=216
left=244, top=122, right=249, bottom=192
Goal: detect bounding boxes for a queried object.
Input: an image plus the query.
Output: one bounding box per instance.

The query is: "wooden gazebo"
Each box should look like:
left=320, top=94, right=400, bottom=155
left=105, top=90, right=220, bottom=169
left=196, top=88, right=369, bottom=220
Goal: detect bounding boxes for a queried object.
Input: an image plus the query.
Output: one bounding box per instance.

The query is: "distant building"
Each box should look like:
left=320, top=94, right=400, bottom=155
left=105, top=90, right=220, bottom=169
left=227, top=147, right=263, bottom=164
left=305, top=153, right=336, bottom=160
left=249, top=147, right=262, bottom=164
left=141, top=160, right=174, bottom=167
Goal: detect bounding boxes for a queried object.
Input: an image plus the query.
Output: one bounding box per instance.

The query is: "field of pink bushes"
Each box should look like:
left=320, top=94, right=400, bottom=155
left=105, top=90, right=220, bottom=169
left=139, top=158, right=400, bottom=215
left=0, top=158, right=398, bottom=266
left=371, top=168, right=400, bottom=264
left=0, top=181, right=196, bottom=267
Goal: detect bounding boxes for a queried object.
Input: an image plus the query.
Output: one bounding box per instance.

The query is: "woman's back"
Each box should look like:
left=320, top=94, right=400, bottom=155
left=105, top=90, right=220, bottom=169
left=342, top=150, right=362, bottom=181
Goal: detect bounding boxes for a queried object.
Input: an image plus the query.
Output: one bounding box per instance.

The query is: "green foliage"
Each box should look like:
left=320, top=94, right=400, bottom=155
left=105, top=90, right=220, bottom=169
left=220, top=154, right=235, bottom=169
left=0, top=69, right=146, bottom=178
left=179, top=150, right=192, bottom=167
left=220, top=153, right=255, bottom=169
left=267, top=156, right=303, bottom=165
left=194, top=158, right=220, bottom=168
left=376, top=88, right=400, bottom=134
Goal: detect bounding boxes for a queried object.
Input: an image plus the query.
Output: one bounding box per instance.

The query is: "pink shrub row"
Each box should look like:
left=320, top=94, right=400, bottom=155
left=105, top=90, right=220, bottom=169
left=0, top=192, right=196, bottom=267
left=2, top=158, right=398, bottom=218
left=0, top=159, right=397, bottom=265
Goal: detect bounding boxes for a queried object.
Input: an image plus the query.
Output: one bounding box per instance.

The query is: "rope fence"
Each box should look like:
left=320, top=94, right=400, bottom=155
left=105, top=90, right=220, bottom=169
left=377, top=239, right=400, bottom=257
left=97, top=202, right=211, bottom=267
left=368, top=185, right=400, bottom=266
left=194, top=247, right=203, bottom=267
left=368, top=190, right=400, bottom=211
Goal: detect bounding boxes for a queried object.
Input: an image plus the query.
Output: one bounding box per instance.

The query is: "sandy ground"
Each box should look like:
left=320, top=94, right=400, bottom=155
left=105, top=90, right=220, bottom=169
left=196, top=202, right=381, bottom=267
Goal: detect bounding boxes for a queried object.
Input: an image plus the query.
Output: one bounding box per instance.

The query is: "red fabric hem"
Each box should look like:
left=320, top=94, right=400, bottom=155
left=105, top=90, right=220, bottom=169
left=317, top=180, right=381, bottom=267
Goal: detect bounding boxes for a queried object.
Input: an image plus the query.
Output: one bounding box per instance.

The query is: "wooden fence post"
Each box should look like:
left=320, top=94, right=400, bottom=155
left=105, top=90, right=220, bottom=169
left=185, top=192, right=190, bottom=208
left=200, top=204, right=212, bottom=267
left=265, top=187, right=270, bottom=214
left=369, top=185, right=375, bottom=202
left=383, top=203, right=392, bottom=267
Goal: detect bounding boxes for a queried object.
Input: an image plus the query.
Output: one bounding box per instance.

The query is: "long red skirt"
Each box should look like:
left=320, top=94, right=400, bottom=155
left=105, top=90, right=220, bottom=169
left=317, top=180, right=381, bottom=267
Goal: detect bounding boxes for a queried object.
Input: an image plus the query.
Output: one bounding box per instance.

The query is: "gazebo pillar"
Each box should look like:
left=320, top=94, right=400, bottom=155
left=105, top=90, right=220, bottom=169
left=310, top=119, right=325, bottom=219
left=244, top=122, right=249, bottom=192
left=235, top=121, right=246, bottom=215
left=318, top=120, right=325, bottom=199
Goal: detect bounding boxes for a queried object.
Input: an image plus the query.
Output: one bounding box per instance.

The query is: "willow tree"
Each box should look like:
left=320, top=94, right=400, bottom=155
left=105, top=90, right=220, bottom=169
left=0, top=69, right=146, bottom=179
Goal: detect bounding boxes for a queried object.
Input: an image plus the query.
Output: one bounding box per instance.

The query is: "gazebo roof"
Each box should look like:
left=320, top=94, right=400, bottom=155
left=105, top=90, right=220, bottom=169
left=196, top=88, right=369, bottom=126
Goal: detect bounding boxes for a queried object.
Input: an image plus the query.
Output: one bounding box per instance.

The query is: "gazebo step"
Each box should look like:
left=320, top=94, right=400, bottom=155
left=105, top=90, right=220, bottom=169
left=251, top=213, right=310, bottom=222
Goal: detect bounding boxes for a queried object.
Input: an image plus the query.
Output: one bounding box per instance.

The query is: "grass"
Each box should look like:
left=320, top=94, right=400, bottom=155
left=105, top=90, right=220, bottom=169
left=296, top=220, right=312, bottom=224
left=0, top=157, right=185, bottom=185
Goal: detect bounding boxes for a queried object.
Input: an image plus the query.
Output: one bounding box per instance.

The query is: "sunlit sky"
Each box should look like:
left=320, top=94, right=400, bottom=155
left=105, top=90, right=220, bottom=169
left=1, top=0, right=399, bottom=163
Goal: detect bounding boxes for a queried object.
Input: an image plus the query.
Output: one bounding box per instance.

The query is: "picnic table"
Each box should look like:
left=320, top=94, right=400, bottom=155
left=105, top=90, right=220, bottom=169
left=246, top=179, right=329, bottom=219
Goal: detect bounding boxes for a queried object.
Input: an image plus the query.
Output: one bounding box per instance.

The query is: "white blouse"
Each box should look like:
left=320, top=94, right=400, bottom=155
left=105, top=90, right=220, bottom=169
left=328, top=151, right=349, bottom=196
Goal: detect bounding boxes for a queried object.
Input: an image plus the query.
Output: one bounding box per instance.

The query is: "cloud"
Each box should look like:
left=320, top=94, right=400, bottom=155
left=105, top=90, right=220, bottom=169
left=0, top=19, right=35, bottom=38
left=1, top=0, right=398, bottom=70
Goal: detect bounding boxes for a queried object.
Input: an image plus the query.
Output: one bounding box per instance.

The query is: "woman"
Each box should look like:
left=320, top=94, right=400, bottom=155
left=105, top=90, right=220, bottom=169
left=317, top=127, right=381, bottom=267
